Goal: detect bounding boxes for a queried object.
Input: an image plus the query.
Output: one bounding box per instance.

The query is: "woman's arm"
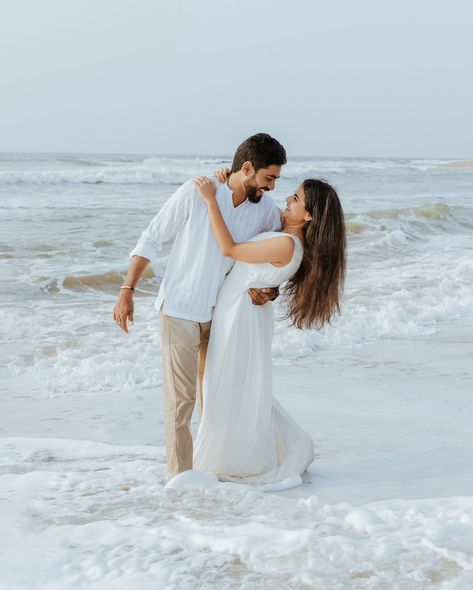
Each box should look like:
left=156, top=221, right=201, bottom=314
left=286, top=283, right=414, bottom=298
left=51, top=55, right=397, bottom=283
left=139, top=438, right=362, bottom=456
left=193, top=177, right=294, bottom=265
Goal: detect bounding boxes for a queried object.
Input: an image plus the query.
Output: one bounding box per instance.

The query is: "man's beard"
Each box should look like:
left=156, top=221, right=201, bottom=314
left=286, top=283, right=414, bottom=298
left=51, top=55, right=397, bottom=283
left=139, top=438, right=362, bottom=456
left=244, top=177, right=266, bottom=203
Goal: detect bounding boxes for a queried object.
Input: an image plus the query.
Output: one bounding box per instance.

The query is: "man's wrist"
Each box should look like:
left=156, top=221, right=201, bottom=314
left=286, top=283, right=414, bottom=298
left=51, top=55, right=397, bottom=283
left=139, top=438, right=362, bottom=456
left=120, top=285, right=135, bottom=296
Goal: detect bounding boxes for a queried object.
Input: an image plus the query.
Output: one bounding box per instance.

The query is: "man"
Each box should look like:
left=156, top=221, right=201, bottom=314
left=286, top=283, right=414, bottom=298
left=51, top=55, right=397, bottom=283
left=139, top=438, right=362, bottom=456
left=113, top=133, right=286, bottom=479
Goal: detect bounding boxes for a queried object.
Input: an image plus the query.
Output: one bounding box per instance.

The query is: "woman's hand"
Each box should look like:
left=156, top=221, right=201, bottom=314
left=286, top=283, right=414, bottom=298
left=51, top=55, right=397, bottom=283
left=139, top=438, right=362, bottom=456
left=213, top=167, right=231, bottom=184
left=193, top=176, right=217, bottom=204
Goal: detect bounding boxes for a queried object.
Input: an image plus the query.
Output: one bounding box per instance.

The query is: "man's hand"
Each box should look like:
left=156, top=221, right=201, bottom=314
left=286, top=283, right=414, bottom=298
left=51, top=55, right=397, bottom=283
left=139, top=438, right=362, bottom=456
left=113, top=290, right=134, bottom=333
left=248, top=287, right=279, bottom=306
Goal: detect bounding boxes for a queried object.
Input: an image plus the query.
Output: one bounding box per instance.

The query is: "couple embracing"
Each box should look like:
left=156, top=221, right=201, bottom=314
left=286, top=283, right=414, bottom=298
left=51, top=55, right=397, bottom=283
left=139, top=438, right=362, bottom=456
left=113, top=133, right=346, bottom=491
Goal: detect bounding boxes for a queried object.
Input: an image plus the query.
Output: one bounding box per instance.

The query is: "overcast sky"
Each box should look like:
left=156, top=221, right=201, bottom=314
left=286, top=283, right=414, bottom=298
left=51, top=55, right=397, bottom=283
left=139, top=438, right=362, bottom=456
left=1, top=0, right=472, bottom=157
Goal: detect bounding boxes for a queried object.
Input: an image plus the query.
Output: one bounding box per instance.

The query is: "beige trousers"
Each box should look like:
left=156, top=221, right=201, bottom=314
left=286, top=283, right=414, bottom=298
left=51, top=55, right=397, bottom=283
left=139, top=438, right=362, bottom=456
left=159, top=307, right=212, bottom=478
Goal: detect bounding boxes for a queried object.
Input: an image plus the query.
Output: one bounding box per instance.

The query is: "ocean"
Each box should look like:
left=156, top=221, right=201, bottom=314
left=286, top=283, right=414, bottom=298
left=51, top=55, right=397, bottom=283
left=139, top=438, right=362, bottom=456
left=2, top=153, right=472, bottom=397
left=1, top=154, right=473, bottom=588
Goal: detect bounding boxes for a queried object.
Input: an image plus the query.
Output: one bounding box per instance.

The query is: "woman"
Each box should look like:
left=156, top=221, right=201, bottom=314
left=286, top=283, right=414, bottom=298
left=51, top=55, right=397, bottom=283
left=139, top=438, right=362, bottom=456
left=191, top=175, right=346, bottom=490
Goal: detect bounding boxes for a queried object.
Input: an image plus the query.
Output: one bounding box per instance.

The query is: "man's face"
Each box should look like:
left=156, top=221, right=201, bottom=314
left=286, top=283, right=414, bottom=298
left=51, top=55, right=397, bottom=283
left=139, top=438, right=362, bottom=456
left=243, top=164, right=281, bottom=203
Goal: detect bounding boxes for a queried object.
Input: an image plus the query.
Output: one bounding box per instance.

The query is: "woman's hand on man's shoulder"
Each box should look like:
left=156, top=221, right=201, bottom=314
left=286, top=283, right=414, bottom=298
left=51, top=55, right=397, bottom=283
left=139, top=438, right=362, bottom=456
left=193, top=176, right=217, bottom=204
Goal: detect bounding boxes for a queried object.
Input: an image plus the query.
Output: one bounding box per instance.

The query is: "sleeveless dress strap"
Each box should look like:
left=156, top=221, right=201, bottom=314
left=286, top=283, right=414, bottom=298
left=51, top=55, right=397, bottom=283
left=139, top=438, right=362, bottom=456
left=270, top=232, right=303, bottom=251
left=265, top=232, right=303, bottom=269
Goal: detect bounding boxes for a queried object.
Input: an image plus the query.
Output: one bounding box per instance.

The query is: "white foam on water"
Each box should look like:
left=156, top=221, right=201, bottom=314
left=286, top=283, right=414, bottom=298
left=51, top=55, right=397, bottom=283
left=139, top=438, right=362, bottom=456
left=164, top=469, right=220, bottom=489
left=273, top=246, right=473, bottom=358
left=0, top=155, right=459, bottom=187
left=2, top=154, right=473, bottom=588
left=0, top=156, right=231, bottom=186
left=1, top=437, right=472, bottom=589
left=2, top=300, right=163, bottom=397
left=2, top=231, right=472, bottom=397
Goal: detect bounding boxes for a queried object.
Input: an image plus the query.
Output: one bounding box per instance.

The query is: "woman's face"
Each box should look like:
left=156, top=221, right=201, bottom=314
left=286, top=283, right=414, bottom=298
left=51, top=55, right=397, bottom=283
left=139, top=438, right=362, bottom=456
left=283, top=185, right=312, bottom=225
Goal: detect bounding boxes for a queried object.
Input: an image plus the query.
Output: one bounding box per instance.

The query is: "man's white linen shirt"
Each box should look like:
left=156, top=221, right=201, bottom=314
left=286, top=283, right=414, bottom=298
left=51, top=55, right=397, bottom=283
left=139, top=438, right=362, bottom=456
left=129, top=179, right=282, bottom=322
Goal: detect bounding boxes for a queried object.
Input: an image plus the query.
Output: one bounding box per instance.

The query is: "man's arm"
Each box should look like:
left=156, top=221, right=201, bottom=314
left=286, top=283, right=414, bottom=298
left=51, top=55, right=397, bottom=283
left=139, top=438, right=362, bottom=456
left=130, top=179, right=194, bottom=264
left=113, top=180, right=194, bottom=333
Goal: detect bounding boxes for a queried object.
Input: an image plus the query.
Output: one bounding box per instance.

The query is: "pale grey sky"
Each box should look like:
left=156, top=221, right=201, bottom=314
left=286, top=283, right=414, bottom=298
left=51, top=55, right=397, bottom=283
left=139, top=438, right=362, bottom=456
left=1, top=0, right=472, bottom=157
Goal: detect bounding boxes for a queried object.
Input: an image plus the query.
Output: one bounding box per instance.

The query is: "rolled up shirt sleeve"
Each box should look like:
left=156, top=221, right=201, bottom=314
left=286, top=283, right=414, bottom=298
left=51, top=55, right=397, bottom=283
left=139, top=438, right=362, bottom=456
left=129, top=179, right=195, bottom=264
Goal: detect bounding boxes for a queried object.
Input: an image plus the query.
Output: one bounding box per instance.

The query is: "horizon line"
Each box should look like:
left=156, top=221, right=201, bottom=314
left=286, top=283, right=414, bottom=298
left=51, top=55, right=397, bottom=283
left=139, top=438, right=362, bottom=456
left=0, top=151, right=471, bottom=161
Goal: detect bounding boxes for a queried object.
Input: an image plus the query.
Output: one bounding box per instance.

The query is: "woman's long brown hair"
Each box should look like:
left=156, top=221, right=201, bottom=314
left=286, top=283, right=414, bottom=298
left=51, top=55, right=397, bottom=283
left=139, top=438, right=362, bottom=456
left=285, top=179, right=347, bottom=329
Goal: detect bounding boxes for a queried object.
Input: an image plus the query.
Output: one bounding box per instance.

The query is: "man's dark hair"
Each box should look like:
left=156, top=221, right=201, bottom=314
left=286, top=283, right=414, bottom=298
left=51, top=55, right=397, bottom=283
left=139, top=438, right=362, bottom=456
left=231, top=133, right=287, bottom=173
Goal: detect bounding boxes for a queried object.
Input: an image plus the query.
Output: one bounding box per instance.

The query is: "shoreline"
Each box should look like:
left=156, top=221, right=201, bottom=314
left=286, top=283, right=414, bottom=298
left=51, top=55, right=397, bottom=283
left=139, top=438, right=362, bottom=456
left=2, top=318, right=472, bottom=507
left=2, top=314, right=472, bottom=588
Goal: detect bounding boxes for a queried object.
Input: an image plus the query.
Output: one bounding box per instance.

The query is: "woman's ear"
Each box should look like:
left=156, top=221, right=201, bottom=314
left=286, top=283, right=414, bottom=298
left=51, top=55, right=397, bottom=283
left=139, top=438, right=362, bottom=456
left=304, top=213, right=313, bottom=222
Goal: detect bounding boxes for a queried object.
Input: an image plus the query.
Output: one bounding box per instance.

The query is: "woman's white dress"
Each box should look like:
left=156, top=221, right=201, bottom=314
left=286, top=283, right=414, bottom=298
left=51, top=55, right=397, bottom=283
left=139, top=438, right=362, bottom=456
left=193, top=231, right=315, bottom=488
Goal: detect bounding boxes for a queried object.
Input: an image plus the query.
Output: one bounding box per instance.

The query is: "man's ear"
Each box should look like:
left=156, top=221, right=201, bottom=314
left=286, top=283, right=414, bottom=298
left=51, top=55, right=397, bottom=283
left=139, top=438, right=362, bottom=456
left=241, top=161, right=255, bottom=177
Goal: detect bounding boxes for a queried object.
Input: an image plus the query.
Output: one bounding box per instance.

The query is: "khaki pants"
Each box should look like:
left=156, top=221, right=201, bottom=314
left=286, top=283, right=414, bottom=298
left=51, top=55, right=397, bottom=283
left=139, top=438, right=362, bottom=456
left=159, top=307, right=212, bottom=478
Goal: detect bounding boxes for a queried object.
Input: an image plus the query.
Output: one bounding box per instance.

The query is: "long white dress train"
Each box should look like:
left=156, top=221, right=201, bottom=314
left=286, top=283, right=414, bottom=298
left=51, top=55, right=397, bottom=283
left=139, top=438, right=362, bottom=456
left=193, top=232, right=315, bottom=489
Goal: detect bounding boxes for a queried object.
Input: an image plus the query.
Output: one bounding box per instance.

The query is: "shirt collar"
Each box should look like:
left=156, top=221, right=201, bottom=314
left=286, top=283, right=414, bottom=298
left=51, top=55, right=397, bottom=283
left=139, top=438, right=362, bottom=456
left=222, top=181, right=249, bottom=208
